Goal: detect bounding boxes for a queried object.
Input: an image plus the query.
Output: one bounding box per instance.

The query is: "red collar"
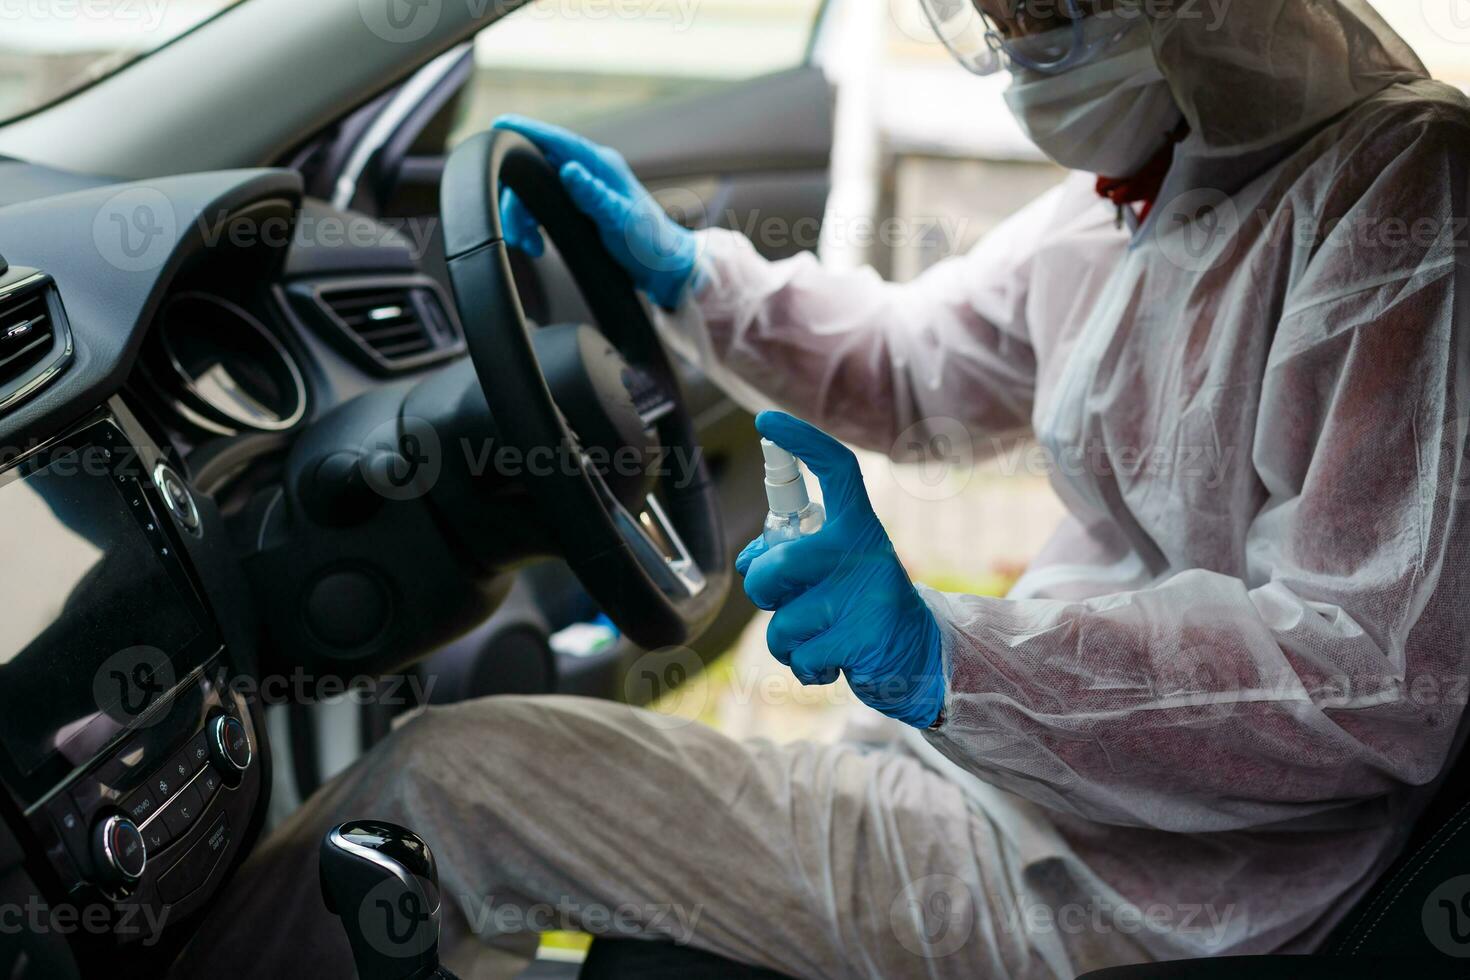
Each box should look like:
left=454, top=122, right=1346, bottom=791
left=1094, top=131, right=1183, bottom=225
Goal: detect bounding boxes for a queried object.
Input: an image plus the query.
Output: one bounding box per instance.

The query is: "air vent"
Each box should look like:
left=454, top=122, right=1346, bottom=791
left=0, top=289, right=51, bottom=375
left=0, top=269, right=71, bottom=412
left=288, top=275, right=463, bottom=376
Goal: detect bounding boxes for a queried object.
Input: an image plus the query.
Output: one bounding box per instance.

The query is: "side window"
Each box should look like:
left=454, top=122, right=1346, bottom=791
left=448, top=0, right=827, bottom=147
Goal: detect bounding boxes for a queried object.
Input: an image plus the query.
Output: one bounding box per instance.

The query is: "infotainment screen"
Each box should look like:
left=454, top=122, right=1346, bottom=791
left=0, top=439, right=211, bottom=778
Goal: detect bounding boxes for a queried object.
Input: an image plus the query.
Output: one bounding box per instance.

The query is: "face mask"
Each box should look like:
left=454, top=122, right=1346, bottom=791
left=1002, top=24, right=1182, bottom=178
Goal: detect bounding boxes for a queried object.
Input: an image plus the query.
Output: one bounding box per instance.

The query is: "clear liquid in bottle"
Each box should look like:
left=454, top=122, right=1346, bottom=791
left=763, top=501, right=826, bottom=547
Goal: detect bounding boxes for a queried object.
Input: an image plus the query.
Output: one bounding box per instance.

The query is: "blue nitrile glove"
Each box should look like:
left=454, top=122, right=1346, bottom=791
left=736, top=412, right=946, bottom=729
left=492, top=115, right=699, bottom=309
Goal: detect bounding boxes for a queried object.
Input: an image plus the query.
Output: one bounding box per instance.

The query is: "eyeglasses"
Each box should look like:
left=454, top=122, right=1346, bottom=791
left=917, top=0, right=1143, bottom=76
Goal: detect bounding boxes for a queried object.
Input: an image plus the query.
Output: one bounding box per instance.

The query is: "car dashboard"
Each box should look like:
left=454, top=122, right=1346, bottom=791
left=0, top=161, right=476, bottom=976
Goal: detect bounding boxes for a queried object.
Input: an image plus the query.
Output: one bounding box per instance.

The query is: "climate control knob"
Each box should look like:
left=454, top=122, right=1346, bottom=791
left=210, top=715, right=252, bottom=782
left=91, top=815, right=146, bottom=889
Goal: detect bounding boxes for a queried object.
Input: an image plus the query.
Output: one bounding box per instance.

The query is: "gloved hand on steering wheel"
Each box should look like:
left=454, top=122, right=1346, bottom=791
left=492, top=115, right=700, bottom=310
left=737, top=412, right=946, bottom=729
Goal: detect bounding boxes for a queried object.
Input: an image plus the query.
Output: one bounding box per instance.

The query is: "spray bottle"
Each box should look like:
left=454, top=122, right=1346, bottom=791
left=761, top=440, right=826, bottom=547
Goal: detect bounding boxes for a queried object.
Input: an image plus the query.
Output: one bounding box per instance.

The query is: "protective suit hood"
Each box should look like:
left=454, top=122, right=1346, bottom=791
left=1148, top=0, right=1428, bottom=189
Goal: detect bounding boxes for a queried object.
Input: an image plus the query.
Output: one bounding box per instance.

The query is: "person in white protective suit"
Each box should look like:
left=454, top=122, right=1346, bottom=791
left=178, top=1, right=1470, bottom=977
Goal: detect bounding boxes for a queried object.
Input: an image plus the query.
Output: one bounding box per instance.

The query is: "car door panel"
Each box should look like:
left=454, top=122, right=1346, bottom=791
left=589, top=66, right=835, bottom=264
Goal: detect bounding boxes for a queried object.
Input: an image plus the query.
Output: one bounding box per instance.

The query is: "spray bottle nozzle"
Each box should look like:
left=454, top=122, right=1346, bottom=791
left=761, top=440, right=800, bottom=485
left=761, top=439, right=811, bottom=515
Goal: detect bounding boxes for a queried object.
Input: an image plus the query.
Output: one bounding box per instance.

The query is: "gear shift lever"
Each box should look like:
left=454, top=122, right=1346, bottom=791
left=321, top=820, right=458, bottom=980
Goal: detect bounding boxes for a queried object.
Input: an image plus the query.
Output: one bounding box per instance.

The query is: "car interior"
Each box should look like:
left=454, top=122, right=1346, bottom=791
left=1, top=1, right=1470, bottom=978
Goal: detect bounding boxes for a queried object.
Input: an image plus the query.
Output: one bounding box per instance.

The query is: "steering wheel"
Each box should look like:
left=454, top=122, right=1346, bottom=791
left=438, top=130, right=729, bottom=651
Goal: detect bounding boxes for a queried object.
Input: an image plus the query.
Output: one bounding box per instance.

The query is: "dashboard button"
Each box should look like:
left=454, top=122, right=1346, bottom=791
left=162, top=785, right=203, bottom=838
left=153, top=463, right=200, bottom=533
left=151, top=761, right=185, bottom=802
left=184, top=731, right=211, bottom=768
left=142, top=818, right=172, bottom=853
left=160, top=748, right=197, bottom=791
left=210, top=716, right=251, bottom=782
left=48, top=796, right=91, bottom=872
left=120, top=787, right=158, bottom=825
left=197, top=766, right=222, bottom=801
left=158, top=814, right=230, bottom=905
left=91, top=815, right=146, bottom=888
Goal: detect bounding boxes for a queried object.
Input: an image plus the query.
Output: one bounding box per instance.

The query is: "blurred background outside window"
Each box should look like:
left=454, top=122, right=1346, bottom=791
left=0, top=0, right=242, bottom=122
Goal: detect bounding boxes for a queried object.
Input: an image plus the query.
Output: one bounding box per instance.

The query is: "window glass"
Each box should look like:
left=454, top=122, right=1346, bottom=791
left=450, top=0, right=826, bottom=147
left=1366, top=0, right=1470, bottom=86
left=0, top=0, right=246, bottom=124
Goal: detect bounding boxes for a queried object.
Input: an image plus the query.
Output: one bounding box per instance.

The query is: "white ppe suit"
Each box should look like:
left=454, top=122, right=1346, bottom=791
left=660, top=0, right=1470, bottom=959
left=179, top=2, right=1470, bottom=978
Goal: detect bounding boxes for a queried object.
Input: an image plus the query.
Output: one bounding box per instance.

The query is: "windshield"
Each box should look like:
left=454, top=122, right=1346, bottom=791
left=0, top=0, right=246, bottom=125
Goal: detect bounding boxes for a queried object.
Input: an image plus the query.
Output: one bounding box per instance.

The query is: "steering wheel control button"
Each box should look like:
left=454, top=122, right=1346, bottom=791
left=211, top=715, right=252, bottom=779
left=120, top=786, right=159, bottom=825
left=158, top=814, right=230, bottom=905
left=153, top=463, right=201, bottom=534
left=92, top=815, right=146, bottom=888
